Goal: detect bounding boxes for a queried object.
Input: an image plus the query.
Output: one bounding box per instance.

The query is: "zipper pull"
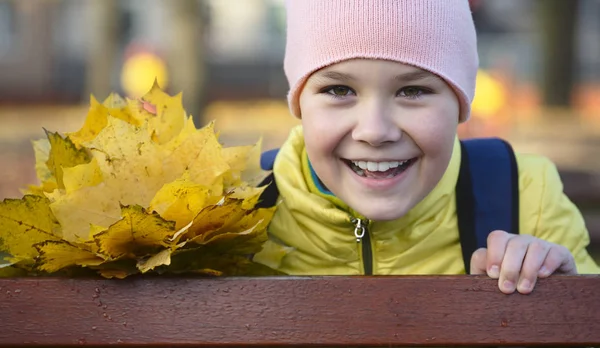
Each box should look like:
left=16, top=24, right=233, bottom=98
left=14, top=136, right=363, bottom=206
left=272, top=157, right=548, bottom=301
left=353, top=218, right=365, bottom=243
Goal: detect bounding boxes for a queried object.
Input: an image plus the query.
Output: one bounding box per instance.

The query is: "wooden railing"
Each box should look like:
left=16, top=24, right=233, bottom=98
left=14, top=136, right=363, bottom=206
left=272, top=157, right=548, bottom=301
left=1, top=275, right=599, bottom=347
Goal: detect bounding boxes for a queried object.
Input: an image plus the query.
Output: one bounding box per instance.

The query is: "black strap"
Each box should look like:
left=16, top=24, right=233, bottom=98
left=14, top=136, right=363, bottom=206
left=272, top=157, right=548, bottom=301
left=256, top=172, right=279, bottom=209
left=256, top=148, right=280, bottom=209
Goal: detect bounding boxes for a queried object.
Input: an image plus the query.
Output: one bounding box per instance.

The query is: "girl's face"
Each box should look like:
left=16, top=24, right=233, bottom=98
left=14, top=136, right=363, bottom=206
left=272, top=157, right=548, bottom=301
left=299, top=59, right=460, bottom=221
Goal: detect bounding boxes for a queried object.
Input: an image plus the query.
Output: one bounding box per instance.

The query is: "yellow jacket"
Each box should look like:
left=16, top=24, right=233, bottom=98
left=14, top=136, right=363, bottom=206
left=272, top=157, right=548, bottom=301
left=254, top=126, right=600, bottom=275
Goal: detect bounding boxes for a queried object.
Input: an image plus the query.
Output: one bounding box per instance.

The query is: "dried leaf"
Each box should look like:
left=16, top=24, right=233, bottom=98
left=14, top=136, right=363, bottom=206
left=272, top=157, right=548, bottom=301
left=69, top=95, right=141, bottom=147
left=35, top=240, right=104, bottom=272
left=94, top=205, right=176, bottom=260
left=82, top=116, right=168, bottom=205
left=97, top=268, right=131, bottom=279
left=228, top=186, right=267, bottom=209
left=222, top=137, right=266, bottom=187
left=163, top=121, right=229, bottom=192
left=0, top=195, right=61, bottom=263
left=31, top=138, right=54, bottom=185
left=253, top=239, right=294, bottom=271
left=130, top=81, right=186, bottom=145
left=62, top=157, right=103, bottom=193
left=68, top=96, right=109, bottom=146
left=47, top=184, right=121, bottom=242
left=45, top=130, right=91, bottom=190
left=0, top=84, right=282, bottom=278
left=137, top=248, right=172, bottom=273
left=24, top=181, right=58, bottom=197
left=184, top=198, right=247, bottom=242
left=0, top=263, right=28, bottom=278
left=169, top=248, right=284, bottom=276
left=148, top=171, right=210, bottom=229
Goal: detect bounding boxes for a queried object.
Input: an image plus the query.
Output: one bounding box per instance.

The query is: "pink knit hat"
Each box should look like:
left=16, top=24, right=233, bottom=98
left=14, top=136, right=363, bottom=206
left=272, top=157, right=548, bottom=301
left=283, top=0, right=479, bottom=122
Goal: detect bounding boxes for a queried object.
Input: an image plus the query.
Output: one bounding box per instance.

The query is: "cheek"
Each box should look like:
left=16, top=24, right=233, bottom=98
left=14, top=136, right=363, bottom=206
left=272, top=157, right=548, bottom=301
left=416, top=121, right=456, bottom=158
left=403, top=104, right=458, bottom=175
left=408, top=99, right=459, bottom=155
left=300, top=105, right=347, bottom=160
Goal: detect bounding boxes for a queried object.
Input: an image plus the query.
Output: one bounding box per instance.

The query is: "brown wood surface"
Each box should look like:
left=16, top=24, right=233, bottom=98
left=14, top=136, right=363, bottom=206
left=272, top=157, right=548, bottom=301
left=0, top=275, right=599, bottom=347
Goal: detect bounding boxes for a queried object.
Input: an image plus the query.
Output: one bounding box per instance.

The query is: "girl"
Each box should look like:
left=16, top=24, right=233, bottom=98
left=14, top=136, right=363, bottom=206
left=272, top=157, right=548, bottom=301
left=254, top=0, right=600, bottom=294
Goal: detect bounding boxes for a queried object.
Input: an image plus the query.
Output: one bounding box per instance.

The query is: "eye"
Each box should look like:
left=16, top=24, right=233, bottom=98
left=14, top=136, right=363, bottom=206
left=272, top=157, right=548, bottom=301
left=322, top=85, right=355, bottom=98
left=398, top=86, right=430, bottom=99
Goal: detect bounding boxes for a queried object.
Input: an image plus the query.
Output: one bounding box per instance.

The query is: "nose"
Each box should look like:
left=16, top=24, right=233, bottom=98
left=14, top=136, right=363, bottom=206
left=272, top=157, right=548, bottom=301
left=351, top=103, right=402, bottom=146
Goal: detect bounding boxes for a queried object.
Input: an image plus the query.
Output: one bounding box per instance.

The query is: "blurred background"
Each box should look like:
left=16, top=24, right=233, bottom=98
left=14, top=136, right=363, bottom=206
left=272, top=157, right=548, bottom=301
left=0, top=0, right=599, bottom=261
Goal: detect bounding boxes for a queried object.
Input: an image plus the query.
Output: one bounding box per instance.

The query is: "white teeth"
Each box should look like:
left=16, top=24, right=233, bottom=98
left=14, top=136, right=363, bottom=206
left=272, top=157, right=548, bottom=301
left=351, top=160, right=409, bottom=172
left=377, top=162, right=390, bottom=171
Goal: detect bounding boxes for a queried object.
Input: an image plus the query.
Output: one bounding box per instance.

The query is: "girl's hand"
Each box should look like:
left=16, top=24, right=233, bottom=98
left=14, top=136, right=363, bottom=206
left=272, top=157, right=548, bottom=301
left=470, top=230, right=577, bottom=294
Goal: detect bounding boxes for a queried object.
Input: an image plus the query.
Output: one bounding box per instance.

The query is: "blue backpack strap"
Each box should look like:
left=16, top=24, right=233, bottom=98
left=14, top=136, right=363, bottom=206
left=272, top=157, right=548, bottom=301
left=260, top=148, right=280, bottom=171
left=456, top=138, right=520, bottom=274
left=256, top=148, right=280, bottom=208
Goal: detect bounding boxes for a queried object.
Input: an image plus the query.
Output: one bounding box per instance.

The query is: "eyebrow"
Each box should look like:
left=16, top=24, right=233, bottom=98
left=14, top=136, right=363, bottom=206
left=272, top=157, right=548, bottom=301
left=394, top=70, right=442, bottom=83
left=313, top=69, right=441, bottom=83
left=316, top=71, right=356, bottom=82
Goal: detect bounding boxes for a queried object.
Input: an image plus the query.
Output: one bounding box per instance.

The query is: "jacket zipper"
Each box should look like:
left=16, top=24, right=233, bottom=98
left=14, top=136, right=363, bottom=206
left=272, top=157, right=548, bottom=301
left=353, top=218, right=373, bottom=275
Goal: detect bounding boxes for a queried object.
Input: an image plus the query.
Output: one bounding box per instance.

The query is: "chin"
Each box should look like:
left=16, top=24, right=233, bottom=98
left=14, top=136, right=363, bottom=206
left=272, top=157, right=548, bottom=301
left=351, top=202, right=414, bottom=222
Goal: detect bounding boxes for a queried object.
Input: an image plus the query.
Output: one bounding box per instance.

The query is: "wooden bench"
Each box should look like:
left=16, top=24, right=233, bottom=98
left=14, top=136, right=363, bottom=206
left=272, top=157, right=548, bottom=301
left=0, top=171, right=598, bottom=347
left=1, top=275, right=599, bottom=347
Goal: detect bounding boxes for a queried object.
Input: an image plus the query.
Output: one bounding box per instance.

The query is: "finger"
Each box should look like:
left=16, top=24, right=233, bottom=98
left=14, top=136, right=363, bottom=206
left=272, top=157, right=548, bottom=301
left=470, top=248, right=488, bottom=275
left=485, top=230, right=514, bottom=279
left=539, top=245, right=578, bottom=277
left=499, top=236, right=532, bottom=294
left=517, top=239, right=551, bottom=294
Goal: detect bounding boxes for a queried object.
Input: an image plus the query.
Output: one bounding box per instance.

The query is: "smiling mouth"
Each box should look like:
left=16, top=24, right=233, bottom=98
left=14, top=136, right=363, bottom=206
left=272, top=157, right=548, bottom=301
left=343, top=158, right=417, bottom=179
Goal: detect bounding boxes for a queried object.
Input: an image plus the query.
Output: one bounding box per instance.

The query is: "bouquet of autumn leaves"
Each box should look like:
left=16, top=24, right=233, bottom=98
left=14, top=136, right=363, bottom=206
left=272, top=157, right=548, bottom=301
left=0, top=83, right=285, bottom=279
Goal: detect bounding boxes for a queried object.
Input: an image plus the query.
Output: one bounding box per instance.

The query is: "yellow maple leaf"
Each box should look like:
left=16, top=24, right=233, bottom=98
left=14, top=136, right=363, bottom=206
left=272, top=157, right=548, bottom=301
left=0, top=195, right=62, bottom=264
left=32, top=138, right=54, bottom=184
left=0, top=84, right=283, bottom=278
left=47, top=117, right=230, bottom=242
left=68, top=96, right=109, bottom=146
left=46, top=117, right=165, bottom=241
left=103, top=93, right=143, bottom=126
left=198, top=219, right=269, bottom=255
left=24, top=181, right=58, bottom=197
left=0, top=264, right=28, bottom=277
left=96, top=268, right=131, bottom=279
left=148, top=171, right=210, bottom=230
left=94, top=205, right=176, bottom=260
left=103, top=92, right=128, bottom=108
left=162, top=116, right=198, bottom=150
left=69, top=95, right=142, bottom=147
left=228, top=185, right=267, bottom=209
left=193, top=206, right=276, bottom=257
left=168, top=247, right=283, bottom=276
left=162, top=120, right=230, bottom=193
left=82, top=116, right=168, bottom=204
left=62, top=157, right=103, bottom=193
left=45, top=130, right=91, bottom=190
left=46, top=183, right=122, bottom=242
left=137, top=248, right=172, bottom=273
left=183, top=196, right=274, bottom=254
left=183, top=198, right=247, bottom=242
left=34, top=240, right=105, bottom=272
left=253, top=239, right=294, bottom=271
left=222, top=138, right=266, bottom=188
left=129, top=81, right=186, bottom=145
